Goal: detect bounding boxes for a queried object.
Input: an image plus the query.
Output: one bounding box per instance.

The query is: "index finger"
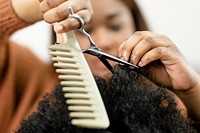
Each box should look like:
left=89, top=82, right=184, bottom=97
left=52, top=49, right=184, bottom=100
left=40, top=0, right=66, bottom=13
left=118, top=31, right=151, bottom=62
left=43, top=0, right=93, bottom=23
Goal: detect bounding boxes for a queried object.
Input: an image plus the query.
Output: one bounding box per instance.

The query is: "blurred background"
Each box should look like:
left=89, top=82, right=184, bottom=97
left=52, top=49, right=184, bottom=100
left=11, top=0, right=200, bottom=73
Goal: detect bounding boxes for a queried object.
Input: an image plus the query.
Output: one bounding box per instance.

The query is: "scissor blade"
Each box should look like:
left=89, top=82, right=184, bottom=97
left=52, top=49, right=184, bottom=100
left=97, top=56, right=113, bottom=73
left=82, top=49, right=139, bottom=68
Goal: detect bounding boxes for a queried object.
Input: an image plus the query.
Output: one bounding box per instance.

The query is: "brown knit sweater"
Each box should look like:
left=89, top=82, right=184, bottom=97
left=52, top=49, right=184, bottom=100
left=0, top=0, right=59, bottom=132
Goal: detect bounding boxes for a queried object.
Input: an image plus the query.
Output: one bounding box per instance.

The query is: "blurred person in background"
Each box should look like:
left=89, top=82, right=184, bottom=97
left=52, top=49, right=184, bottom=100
left=0, top=0, right=200, bottom=132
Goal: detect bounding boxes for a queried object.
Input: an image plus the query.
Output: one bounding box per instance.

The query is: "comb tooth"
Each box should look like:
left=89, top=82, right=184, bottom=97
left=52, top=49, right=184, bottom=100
left=64, top=93, right=93, bottom=99
left=68, top=106, right=96, bottom=111
left=52, top=57, right=78, bottom=63
left=54, top=63, right=80, bottom=69
left=48, top=44, right=75, bottom=52
left=50, top=51, right=74, bottom=57
left=69, top=112, right=98, bottom=118
left=66, top=99, right=95, bottom=105
left=56, top=69, right=82, bottom=75
left=61, top=81, right=88, bottom=87
left=71, top=119, right=109, bottom=129
left=62, top=87, right=91, bottom=93
left=58, top=75, right=86, bottom=80
left=48, top=31, right=110, bottom=129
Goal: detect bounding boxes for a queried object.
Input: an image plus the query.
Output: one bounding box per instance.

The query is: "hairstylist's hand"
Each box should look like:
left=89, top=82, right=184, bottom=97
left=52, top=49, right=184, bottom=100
left=118, top=31, right=200, bottom=92
left=118, top=31, right=200, bottom=122
left=39, top=0, right=93, bottom=33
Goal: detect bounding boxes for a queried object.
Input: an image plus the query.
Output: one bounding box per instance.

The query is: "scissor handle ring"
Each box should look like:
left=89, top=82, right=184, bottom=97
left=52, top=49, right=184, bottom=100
left=68, top=6, right=85, bottom=29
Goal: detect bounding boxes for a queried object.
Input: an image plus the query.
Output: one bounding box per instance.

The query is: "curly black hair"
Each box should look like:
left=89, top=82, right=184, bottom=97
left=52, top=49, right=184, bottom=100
left=17, top=66, right=198, bottom=133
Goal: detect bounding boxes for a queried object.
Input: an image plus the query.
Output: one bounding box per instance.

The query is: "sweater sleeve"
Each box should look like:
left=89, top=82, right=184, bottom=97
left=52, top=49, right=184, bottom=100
left=0, top=1, right=59, bottom=132
left=0, top=0, right=31, bottom=81
left=0, top=0, right=30, bottom=40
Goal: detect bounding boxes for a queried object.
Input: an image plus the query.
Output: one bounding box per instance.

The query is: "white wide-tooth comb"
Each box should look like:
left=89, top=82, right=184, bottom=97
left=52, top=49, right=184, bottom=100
left=48, top=31, right=110, bottom=129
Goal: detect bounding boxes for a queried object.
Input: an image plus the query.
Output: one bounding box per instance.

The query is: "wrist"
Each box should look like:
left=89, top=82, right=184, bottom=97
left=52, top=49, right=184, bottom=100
left=175, top=73, right=200, bottom=97
left=174, top=74, right=200, bottom=121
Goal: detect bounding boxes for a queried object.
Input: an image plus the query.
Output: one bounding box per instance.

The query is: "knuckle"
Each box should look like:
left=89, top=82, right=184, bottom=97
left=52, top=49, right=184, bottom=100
left=46, top=0, right=55, bottom=8
left=157, top=34, right=171, bottom=42
left=143, top=56, right=150, bottom=62
left=132, top=51, right=139, bottom=57
left=121, top=43, right=128, bottom=51
left=134, top=31, right=151, bottom=37
left=158, top=34, right=168, bottom=39
left=134, top=31, right=143, bottom=36
left=85, top=12, right=93, bottom=24
left=67, top=18, right=79, bottom=29
left=78, top=14, right=87, bottom=24
left=39, top=5, right=45, bottom=13
left=43, top=13, right=51, bottom=23
left=55, top=7, right=67, bottom=19
left=144, top=36, right=155, bottom=44
left=155, top=48, right=162, bottom=55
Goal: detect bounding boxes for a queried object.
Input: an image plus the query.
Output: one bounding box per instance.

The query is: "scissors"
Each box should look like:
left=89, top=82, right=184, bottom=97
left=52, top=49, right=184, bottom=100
left=68, top=6, right=139, bottom=73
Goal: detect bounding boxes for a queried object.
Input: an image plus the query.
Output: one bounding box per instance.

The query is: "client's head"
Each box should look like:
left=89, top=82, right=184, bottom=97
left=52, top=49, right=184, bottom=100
left=17, top=65, right=197, bottom=133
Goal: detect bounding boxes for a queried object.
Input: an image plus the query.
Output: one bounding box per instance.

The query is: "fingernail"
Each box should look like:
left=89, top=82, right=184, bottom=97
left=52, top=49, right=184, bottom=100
left=130, top=55, right=136, bottom=64
left=120, top=56, right=125, bottom=60
left=118, top=53, right=121, bottom=58
left=138, top=61, right=143, bottom=67
left=132, top=55, right=136, bottom=61
left=57, top=25, right=64, bottom=31
left=123, top=52, right=127, bottom=61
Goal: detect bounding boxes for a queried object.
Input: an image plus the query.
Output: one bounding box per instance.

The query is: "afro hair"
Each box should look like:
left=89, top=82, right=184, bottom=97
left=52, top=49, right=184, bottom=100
left=17, top=66, right=198, bottom=133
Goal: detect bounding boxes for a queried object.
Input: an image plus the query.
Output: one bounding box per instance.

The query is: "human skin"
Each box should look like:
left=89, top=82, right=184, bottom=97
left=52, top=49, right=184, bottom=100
left=12, top=0, right=134, bottom=76
left=11, top=0, right=200, bottom=122
left=11, top=0, right=93, bottom=27
left=118, top=31, right=200, bottom=121
left=75, top=0, right=135, bottom=76
left=11, top=0, right=43, bottom=23
left=39, top=0, right=195, bottom=120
